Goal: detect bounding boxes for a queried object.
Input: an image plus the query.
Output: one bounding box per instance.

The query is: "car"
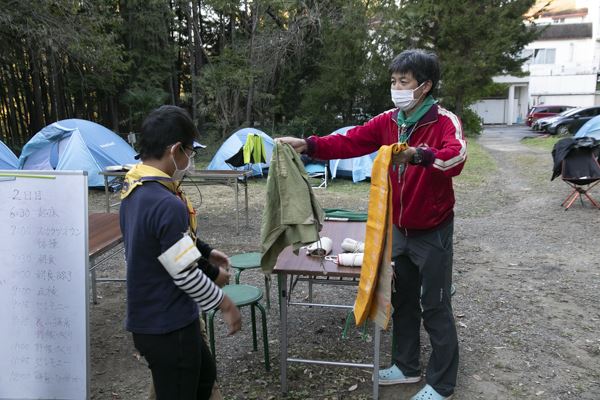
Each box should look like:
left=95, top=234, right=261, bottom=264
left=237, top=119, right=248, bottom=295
left=532, top=108, right=583, bottom=132
left=526, top=104, right=574, bottom=127
left=546, top=106, right=600, bottom=135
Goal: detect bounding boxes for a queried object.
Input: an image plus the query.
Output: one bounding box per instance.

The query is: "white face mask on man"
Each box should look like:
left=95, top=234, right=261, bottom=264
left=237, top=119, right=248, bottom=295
left=391, top=82, right=425, bottom=111
left=171, top=146, right=194, bottom=181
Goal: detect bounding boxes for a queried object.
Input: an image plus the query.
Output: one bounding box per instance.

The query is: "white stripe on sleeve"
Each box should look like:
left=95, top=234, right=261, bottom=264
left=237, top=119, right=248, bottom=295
left=173, top=267, right=224, bottom=312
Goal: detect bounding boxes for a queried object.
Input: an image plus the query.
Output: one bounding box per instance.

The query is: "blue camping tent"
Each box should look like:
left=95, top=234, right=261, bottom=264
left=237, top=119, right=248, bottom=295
left=0, top=140, right=18, bottom=169
left=19, top=119, right=138, bottom=187
left=206, top=128, right=274, bottom=176
left=329, top=126, right=378, bottom=183
left=575, top=115, right=600, bottom=140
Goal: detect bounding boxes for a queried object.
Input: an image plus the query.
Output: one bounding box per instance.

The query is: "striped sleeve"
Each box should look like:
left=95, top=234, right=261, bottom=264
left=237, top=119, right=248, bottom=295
left=173, top=267, right=224, bottom=312
left=431, top=107, right=467, bottom=176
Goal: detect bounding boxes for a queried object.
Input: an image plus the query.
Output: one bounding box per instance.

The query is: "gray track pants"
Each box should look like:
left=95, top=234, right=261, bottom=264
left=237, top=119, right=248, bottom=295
left=391, top=220, right=459, bottom=397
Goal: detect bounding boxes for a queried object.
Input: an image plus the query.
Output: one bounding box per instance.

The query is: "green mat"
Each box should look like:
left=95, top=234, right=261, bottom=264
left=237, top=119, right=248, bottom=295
left=323, top=208, right=368, bottom=222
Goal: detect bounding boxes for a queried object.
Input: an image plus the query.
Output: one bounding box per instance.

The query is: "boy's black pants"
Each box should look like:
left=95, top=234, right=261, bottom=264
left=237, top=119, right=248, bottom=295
left=133, top=319, right=216, bottom=400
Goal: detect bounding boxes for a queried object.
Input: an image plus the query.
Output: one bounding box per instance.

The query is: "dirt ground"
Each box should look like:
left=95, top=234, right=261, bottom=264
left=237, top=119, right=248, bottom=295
left=89, top=125, right=600, bottom=400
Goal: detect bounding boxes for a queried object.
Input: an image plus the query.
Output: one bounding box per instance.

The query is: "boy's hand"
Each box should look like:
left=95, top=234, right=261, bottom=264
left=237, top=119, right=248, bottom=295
left=208, top=249, right=231, bottom=270
left=215, top=267, right=231, bottom=287
left=219, top=295, right=242, bottom=335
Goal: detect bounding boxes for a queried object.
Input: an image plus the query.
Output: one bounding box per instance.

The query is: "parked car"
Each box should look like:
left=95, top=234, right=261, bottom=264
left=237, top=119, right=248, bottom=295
left=526, top=104, right=574, bottom=127
left=532, top=108, right=583, bottom=132
left=546, top=106, right=600, bottom=135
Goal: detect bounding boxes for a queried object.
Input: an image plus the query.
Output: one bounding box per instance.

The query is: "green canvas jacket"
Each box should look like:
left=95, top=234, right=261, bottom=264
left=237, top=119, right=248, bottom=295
left=260, top=143, right=324, bottom=272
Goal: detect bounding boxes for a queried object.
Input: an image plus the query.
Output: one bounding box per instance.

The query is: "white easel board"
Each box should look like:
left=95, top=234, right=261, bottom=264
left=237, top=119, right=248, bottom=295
left=0, top=170, right=89, bottom=400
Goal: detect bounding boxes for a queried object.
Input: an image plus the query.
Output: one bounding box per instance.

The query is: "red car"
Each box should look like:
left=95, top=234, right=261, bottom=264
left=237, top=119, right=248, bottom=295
left=526, top=105, right=574, bottom=127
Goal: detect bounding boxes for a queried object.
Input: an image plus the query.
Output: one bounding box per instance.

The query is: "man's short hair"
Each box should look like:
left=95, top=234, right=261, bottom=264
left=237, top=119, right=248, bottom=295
left=389, top=49, right=440, bottom=96
left=137, top=105, right=198, bottom=160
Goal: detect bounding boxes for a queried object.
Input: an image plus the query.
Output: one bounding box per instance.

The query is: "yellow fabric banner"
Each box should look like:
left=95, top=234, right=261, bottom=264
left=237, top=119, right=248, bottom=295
left=353, top=143, right=406, bottom=329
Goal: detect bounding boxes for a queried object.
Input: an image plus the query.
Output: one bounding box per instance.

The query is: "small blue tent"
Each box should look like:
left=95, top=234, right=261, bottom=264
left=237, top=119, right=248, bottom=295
left=19, top=119, right=138, bottom=187
left=206, top=128, right=274, bottom=176
left=575, top=115, right=600, bottom=140
left=329, top=126, right=378, bottom=183
left=0, top=141, right=18, bottom=169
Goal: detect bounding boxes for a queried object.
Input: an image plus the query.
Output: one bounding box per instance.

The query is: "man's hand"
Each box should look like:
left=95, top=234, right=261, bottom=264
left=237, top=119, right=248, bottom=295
left=215, top=267, right=231, bottom=287
left=208, top=249, right=231, bottom=270
left=219, top=295, right=242, bottom=335
left=392, top=146, right=417, bottom=165
left=276, top=137, right=307, bottom=153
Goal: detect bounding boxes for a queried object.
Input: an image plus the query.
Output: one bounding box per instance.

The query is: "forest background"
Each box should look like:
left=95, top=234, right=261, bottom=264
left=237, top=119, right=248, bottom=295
left=1, top=0, right=543, bottom=152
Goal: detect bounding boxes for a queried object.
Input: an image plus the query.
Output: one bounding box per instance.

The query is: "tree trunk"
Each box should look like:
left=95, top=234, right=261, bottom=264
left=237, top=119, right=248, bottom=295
left=17, top=49, right=33, bottom=134
left=0, top=67, right=17, bottom=146
left=108, top=96, right=119, bottom=131
left=46, top=48, right=58, bottom=122
left=192, top=0, right=207, bottom=128
left=39, top=58, right=52, bottom=124
left=233, top=89, right=240, bottom=127
left=28, top=45, right=45, bottom=133
left=245, top=1, right=258, bottom=126
left=182, top=0, right=197, bottom=122
left=9, top=63, right=28, bottom=142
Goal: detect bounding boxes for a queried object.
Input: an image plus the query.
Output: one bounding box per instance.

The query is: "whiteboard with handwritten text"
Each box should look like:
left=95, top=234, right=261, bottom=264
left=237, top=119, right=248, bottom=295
left=0, top=170, right=88, bottom=400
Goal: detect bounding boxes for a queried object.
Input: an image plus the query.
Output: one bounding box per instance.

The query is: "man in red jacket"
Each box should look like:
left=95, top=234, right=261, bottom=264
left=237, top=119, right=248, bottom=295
left=278, top=49, right=466, bottom=400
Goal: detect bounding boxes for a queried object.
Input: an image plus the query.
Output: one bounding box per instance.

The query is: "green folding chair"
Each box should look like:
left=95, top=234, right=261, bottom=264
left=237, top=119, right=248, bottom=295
left=206, top=284, right=270, bottom=371
left=230, top=252, right=270, bottom=308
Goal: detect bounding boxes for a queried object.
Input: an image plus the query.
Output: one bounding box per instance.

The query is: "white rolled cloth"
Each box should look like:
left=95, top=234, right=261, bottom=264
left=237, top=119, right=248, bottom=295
left=337, top=252, right=363, bottom=267
left=341, top=238, right=365, bottom=253
left=306, top=236, right=333, bottom=257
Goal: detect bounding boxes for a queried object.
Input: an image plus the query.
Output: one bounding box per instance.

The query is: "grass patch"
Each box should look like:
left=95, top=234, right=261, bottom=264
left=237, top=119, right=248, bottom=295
left=247, top=172, right=370, bottom=195
left=455, top=140, right=497, bottom=186
left=323, top=178, right=370, bottom=194
left=521, top=135, right=562, bottom=152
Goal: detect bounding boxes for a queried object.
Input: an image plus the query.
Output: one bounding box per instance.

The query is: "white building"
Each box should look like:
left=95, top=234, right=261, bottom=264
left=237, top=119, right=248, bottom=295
left=472, top=0, right=600, bottom=125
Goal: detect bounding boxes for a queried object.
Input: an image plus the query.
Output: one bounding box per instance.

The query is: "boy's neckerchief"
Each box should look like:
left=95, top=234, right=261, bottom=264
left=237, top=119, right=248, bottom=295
left=120, top=163, right=197, bottom=239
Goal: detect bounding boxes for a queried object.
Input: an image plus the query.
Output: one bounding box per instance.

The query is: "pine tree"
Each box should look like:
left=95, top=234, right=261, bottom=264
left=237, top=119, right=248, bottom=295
left=393, top=0, right=538, bottom=119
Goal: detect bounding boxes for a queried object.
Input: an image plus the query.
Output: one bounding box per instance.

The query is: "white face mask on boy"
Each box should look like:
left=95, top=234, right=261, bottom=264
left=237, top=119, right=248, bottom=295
left=390, top=82, right=425, bottom=110
left=171, top=147, right=194, bottom=181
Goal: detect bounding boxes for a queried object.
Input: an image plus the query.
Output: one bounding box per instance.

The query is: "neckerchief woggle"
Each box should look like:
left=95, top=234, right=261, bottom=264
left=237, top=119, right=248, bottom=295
left=397, top=95, right=437, bottom=143
left=120, top=163, right=197, bottom=240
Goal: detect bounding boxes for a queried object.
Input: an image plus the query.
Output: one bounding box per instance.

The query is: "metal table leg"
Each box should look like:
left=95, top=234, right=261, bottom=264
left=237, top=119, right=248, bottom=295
left=104, top=175, right=110, bottom=213
left=373, top=325, right=381, bottom=399
left=244, top=176, right=249, bottom=227
left=234, top=178, right=240, bottom=235
left=91, top=260, right=98, bottom=304
left=278, top=274, right=288, bottom=394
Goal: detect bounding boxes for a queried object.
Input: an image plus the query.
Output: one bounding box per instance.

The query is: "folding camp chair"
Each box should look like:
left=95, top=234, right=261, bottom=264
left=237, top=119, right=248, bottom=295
left=552, top=138, right=600, bottom=210
left=304, top=162, right=328, bottom=189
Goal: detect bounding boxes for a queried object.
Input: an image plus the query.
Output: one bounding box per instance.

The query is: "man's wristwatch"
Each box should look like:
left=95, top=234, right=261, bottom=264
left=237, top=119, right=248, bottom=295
left=410, top=147, right=423, bottom=165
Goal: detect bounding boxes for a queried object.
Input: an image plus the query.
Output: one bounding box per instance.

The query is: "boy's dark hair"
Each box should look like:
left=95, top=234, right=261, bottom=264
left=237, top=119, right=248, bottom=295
left=137, top=105, right=198, bottom=160
left=389, top=49, right=440, bottom=96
